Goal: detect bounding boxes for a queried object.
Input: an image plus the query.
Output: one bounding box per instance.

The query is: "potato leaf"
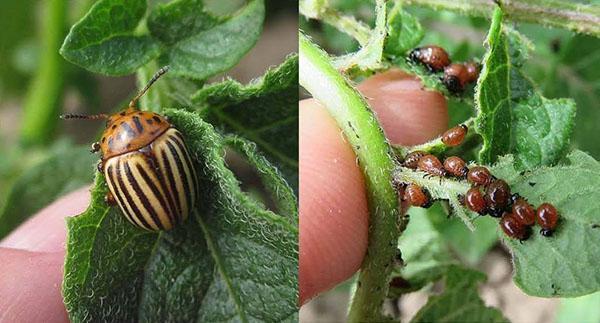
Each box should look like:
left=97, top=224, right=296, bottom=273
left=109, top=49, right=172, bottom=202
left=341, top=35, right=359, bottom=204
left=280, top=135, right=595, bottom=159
left=155, top=0, right=264, bottom=80
left=62, top=111, right=298, bottom=322
left=192, top=55, right=298, bottom=188
left=475, top=8, right=576, bottom=169
left=60, top=0, right=160, bottom=75
left=490, top=150, right=600, bottom=297
left=383, top=2, right=423, bottom=57
left=392, top=206, right=457, bottom=295
left=411, top=266, right=507, bottom=323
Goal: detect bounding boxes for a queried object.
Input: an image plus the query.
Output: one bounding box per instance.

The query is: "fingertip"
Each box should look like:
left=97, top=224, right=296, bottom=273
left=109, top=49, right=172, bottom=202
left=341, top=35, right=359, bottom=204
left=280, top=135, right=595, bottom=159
left=0, top=248, right=68, bottom=323
left=358, top=69, right=449, bottom=146
left=0, top=185, right=91, bottom=253
left=299, top=99, right=369, bottom=305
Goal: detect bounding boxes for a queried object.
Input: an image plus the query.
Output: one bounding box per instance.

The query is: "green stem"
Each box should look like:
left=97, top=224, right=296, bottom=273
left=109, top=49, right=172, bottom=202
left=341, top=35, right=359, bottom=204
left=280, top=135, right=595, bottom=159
left=20, top=0, right=67, bottom=146
left=300, top=32, right=400, bottom=322
left=300, top=0, right=371, bottom=46
left=405, top=0, right=600, bottom=37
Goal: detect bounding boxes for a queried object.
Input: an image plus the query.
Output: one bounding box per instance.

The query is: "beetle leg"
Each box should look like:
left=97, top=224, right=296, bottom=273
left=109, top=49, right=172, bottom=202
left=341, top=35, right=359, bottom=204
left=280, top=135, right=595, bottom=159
left=105, top=191, right=116, bottom=205
left=90, top=142, right=100, bottom=153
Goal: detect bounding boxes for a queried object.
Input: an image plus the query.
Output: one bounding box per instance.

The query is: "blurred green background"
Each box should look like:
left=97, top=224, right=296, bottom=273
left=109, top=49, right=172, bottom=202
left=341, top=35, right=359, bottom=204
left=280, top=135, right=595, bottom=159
left=0, top=0, right=297, bottom=235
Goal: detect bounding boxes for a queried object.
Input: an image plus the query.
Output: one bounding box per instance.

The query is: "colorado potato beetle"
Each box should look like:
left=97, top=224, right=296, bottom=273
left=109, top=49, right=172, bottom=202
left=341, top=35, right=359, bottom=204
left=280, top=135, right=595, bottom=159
left=500, top=213, right=531, bottom=241
left=417, top=154, right=447, bottom=177
left=408, top=45, right=451, bottom=72
left=61, top=67, right=198, bottom=231
left=443, top=156, right=468, bottom=178
left=441, top=125, right=468, bottom=147
left=403, top=183, right=432, bottom=208
left=536, top=203, right=559, bottom=236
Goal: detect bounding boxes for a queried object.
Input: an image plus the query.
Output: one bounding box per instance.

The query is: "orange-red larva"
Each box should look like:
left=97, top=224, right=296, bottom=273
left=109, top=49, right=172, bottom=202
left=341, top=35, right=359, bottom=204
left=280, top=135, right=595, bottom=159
left=441, top=124, right=468, bottom=147
left=465, top=186, right=487, bottom=215
left=536, top=203, right=559, bottom=236
left=403, top=150, right=427, bottom=169
left=403, top=183, right=432, bottom=208
left=512, top=198, right=535, bottom=226
left=500, top=213, right=530, bottom=240
left=484, top=179, right=511, bottom=217
left=442, top=63, right=469, bottom=93
left=443, top=156, right=468, bottom=178
left=467, top=166, right=493, bottom=186
left=417, top=154, right=447, bottom=177
left=465, top=62, right=480, bottom=83
left=409, top=45, right=451, bottom=72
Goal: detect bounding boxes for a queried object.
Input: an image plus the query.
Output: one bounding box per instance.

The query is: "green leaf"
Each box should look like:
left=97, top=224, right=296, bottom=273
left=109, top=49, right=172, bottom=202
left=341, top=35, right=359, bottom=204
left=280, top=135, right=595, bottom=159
left=60, top=0, right=160, bottom=75
left=192, top=55, right=298, bottom=188
left=0, top=144, right=95, bottom=239
left=543, top=35, right=600, bottom=159
left=427, top=204, right=498, bottom=265
left=147, top=0, right=220, bottom=45
left=384, top=2, right=423, bottom=57
left=490, top=150, right=600, bottom=297
left=556, top=292, right=600, bottom=323
left=157, top=0, right=264, bottom=80
left=475, top=8, right=576, bottom=169
left=393, top=206, right=456, bottom=294
left=411, top=266, right=507, bottom=323
left=62, top=110, right=298, bottom=322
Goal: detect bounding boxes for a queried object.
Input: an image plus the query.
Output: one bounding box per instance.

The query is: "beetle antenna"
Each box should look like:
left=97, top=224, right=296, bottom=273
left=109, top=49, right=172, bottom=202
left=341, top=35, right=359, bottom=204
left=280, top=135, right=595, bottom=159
left=60, top=113, right=109, bottom=120
left=129, top=66, right=170, bottom=109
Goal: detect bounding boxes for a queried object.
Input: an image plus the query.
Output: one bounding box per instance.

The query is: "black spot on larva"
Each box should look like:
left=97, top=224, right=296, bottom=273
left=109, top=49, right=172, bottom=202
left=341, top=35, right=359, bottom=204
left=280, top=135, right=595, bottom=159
left=529, top=182, right=536, bottom=187
left=153, top=116, right=162, bottom=123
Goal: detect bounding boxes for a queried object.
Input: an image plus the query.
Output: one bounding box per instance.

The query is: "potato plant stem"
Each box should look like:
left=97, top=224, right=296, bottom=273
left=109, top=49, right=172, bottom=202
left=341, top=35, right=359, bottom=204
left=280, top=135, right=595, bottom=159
left=299, top=32, right=400, bottom=322
left=20, top=0, right=67, bottom=146
left=405, top=0, right=600, bottom=37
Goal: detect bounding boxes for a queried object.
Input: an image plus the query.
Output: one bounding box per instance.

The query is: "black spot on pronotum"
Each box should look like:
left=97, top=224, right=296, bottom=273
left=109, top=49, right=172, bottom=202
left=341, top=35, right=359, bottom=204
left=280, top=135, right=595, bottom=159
left=153, top=116, right=162, bottom=123
left=529, top=182, right=536, bottom=187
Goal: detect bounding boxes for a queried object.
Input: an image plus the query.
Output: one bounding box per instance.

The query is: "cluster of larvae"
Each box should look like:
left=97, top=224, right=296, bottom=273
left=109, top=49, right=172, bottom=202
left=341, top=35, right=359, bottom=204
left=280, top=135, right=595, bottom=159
left=408, top=45, right=479, bottom=93
left=399, top=125, right=560, bottom=241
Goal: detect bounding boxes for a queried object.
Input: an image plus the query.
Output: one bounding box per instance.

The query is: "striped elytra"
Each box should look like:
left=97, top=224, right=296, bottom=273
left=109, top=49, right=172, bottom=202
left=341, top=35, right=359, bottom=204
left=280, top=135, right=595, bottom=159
left=104, top=129, right=198, bottom=231
left=61, top=66, right=198, bottom=231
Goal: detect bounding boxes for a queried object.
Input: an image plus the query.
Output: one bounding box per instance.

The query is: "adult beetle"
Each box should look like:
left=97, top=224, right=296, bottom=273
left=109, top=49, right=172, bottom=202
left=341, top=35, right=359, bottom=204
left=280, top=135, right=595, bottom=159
left=62, top=67, right=198, bottom=231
